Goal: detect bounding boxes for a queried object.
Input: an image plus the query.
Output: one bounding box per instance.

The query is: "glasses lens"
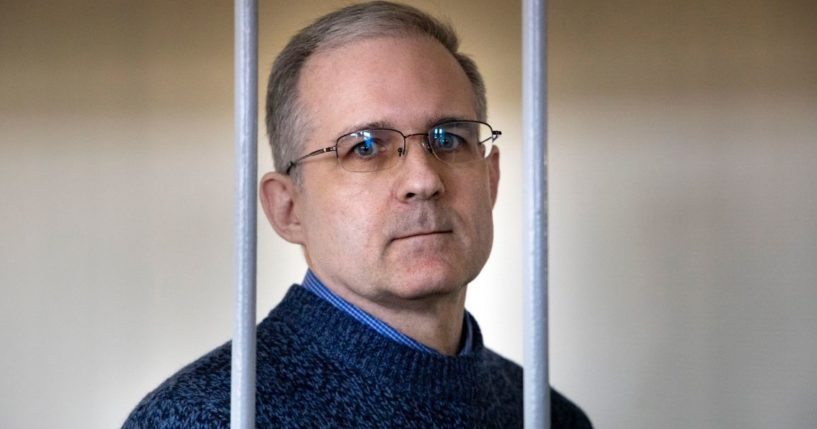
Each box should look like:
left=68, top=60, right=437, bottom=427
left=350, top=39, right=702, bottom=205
left=336, top=129, right=402, bottom=172
left=428, top=121, right=493, bottom=164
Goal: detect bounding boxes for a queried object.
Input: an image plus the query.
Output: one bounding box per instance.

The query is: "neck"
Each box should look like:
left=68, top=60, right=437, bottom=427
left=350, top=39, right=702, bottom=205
left=372, top=289, right=467, bottom=356
left=316, top=272, right=468, bottom=356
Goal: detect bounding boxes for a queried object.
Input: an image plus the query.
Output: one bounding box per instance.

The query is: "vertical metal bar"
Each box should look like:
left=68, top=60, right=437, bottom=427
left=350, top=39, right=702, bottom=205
left=523, top=0, right=550, bottom=428
left=232, top=0, right=258, bottom=428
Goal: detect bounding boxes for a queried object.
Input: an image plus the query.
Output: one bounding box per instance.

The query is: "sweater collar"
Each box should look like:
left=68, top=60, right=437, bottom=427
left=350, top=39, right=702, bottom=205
left=264, top=285, right=489, bottom=402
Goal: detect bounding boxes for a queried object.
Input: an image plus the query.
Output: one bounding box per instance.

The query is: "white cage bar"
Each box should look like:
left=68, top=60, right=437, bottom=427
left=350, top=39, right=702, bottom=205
left=523, top=0, right=550, bottom=428
left=231, top=0, right=258, bottom=428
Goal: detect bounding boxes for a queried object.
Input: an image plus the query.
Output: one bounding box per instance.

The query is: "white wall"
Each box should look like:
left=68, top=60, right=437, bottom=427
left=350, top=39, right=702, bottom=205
left=549, top=1, right=817, bottom=427
left=1, top=1, right=815, bottom=428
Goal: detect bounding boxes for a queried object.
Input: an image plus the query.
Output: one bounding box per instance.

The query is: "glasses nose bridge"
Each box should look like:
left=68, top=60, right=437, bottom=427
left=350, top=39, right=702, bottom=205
left=398, top=131, right=433, bottom=157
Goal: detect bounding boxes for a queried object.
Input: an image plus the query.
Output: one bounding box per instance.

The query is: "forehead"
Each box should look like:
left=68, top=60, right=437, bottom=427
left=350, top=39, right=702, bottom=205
left=296, top=35, right=477, bottom=141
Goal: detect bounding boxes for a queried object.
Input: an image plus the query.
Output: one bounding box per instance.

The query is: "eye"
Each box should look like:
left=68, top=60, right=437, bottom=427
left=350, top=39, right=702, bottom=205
left=337, top=129, right=401, bottom=172
left=343, top=133, right=386, bottom=160
left=353, top=138, right=377, bottom=157
left=430, top=129, right=466, bottom=152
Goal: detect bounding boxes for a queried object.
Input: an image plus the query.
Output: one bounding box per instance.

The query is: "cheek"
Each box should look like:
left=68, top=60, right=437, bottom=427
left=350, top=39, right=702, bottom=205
left=458, top=181, right=497, bottom=256
left=451, top=171, right=495, bottom=226
left=322, top=188, right=384, bottom=249
left=472, top=197, right=495, bottom=247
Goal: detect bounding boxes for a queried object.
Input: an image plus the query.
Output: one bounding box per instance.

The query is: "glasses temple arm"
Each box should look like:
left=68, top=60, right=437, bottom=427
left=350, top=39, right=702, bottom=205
left=285, top=146, right=337, bottom=175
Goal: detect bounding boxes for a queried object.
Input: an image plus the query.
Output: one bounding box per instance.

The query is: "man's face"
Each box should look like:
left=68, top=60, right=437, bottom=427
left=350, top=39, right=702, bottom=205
left=290, top=35, right=499, bottom=308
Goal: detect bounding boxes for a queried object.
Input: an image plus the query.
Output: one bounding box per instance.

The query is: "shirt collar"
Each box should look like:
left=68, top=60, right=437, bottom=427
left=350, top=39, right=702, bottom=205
left=301, top=269, right=475, bottom=356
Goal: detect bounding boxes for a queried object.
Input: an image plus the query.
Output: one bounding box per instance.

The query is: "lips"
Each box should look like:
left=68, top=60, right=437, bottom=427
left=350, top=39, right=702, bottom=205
left=393, top=230, right=453, bottom=241
left=387, top=208, right=455, bottom=242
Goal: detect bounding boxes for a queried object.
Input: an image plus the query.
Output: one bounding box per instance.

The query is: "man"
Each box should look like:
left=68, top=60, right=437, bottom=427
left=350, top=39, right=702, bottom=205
left=124, top=2, right=591, bottom=427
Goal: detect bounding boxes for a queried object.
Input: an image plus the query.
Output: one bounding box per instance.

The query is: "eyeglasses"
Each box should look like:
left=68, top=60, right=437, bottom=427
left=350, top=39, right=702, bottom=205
left=285, top=120, right=501, bottom=174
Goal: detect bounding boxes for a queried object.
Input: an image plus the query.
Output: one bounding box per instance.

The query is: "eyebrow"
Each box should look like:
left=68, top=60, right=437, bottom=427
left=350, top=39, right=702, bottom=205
left=336, top=120, right=394, bottom=138
left=426, top=115, right=474, bottom=128
left=336, top=114, right=475, bottom=139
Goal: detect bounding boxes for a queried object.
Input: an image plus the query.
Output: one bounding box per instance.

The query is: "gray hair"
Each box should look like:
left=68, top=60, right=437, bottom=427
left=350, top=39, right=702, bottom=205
left=265, top=1, right=487, bottom=182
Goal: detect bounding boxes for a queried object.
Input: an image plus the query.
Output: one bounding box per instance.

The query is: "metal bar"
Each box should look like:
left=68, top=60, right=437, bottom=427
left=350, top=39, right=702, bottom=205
left=522, top=0, right=550, bottom=428
left=231, top=0, right=258, bottom=428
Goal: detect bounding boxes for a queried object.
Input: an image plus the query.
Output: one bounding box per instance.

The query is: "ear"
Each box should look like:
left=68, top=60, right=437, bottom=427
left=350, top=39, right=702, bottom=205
left=487, top=146, right=500, bottom=208
left=259, top=171, right=304, bottom=245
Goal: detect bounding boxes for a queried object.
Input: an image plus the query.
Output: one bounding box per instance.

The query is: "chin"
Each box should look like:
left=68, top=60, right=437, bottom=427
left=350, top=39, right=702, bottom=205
left=384, top=264, right=472, bottom=301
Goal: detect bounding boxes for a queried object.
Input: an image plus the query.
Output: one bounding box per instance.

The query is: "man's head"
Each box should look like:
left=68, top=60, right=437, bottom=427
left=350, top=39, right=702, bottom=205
left=265, top=1, right=487, bottom=182
left=260, top=1, right=500, bottom=311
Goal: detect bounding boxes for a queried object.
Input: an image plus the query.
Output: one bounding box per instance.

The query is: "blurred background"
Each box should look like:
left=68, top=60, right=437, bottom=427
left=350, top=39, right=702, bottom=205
left=1, top=0, right=815, bottom=427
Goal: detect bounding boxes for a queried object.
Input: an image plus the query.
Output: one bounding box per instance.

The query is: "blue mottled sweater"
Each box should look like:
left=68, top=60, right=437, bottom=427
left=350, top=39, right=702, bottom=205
left=123, top=285, right=592, bottom=428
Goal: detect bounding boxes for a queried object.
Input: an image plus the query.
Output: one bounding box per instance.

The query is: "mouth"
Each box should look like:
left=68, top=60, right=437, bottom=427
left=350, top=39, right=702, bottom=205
left=392, top=230, right=453, bottom=241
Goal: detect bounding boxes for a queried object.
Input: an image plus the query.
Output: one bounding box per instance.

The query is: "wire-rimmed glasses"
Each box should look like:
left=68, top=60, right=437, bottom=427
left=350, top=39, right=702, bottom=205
left=285, top=120, right=501, bottom=174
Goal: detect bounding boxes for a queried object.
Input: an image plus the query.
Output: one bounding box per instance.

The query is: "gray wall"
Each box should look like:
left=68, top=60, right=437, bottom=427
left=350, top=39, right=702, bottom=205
left=1, top=0, right=815, bottom=428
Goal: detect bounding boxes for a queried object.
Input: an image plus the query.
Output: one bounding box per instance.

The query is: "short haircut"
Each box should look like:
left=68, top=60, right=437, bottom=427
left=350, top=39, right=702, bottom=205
left=265, top=0, right=487, bottom=182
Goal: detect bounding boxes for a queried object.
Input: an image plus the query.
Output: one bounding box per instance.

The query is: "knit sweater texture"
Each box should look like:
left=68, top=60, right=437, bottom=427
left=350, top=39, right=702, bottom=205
left=123, top=285, right=592, bottom=428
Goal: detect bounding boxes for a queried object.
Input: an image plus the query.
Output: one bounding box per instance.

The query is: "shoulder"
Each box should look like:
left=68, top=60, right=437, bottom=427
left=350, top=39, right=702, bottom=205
left=122, top=308, right=304, bottom=429
left=551, top=388, right=594, bottom=429
left=478, top=349, right=593, bottom=429
left=479, top=348, right=524, bottom=388
left=122, top=343, right=231, bottom=429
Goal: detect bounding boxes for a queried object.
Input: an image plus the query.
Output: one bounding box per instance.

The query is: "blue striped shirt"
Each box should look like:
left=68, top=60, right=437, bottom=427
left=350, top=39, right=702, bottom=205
left=301, top=270, right=474, bottom=356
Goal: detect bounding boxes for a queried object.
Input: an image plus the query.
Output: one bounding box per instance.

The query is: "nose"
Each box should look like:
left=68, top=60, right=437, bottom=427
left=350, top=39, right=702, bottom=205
left=395, top=135, right=445, bottom=202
